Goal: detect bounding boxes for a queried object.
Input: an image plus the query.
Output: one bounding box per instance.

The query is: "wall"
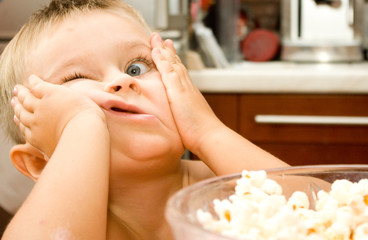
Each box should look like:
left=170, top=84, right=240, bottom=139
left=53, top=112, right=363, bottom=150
left=0, top=128, right=33, bottom=214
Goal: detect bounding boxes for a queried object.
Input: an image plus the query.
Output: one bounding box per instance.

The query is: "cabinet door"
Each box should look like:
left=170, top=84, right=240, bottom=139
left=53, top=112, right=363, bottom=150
left=190, top=94, right=238, bottom=160
left=203, top=94, right=239, bottom=132
left=239, top=94, right=368, bottom=165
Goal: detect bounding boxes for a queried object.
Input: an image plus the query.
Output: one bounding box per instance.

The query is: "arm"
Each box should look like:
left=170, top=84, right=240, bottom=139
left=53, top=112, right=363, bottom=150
left=151, top=33, right=289, bottom=175
left=3, top=76, right=110, bottom=239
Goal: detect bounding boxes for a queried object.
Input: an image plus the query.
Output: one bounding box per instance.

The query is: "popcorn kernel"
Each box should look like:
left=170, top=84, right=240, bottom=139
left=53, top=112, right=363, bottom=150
left=307, top=228, right=316, bottom=235
left=224, top=210, right=231, bottom=222
left=363, top=195, right=368, bottom=206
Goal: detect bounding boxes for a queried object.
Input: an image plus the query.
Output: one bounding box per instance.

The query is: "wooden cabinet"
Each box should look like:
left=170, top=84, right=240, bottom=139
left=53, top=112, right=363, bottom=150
left=203, top=94, right=239, bottom=131
left=203, top=93, right=368, bottom=166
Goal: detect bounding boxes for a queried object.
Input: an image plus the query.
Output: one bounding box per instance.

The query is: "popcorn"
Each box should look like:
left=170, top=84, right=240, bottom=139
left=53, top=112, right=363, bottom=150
left=287, top=191, right=309, bottom=210
left=330, top=179, right=354, bottom=206
left=353, top=223, right=368, bottom=240
left=196, top=170, right=368, bottom=240
left=260, top=178, right=282, bottom=196
left=241, top=170, right=267, bottom=187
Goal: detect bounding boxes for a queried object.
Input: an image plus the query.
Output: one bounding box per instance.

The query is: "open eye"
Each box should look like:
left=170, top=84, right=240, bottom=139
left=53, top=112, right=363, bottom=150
left=126, top=61, right=150, bottom=77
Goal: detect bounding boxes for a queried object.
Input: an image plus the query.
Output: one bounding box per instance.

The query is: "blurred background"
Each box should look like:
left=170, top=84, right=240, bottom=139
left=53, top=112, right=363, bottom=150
left=2, top=0, right=368, bottom=236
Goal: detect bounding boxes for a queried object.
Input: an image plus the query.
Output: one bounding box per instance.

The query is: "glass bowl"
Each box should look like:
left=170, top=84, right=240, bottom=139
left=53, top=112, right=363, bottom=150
left=165, top=164, right=368, bottom=240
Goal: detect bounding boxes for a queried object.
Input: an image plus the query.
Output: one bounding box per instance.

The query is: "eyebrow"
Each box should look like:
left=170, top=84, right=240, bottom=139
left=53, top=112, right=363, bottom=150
left=61, top=53, right=94, bottom=69
left=62, top=38, right=151, bottom=67
left=44, top=53, right=95, bottom=83
left=45, top=38, right=151, bottom=82
left=117, top=38, right=151, bottom=52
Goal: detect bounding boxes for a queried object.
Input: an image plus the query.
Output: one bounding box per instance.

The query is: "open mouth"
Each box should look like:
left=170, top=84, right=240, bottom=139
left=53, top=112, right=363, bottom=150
left=102, top=99, right=146, bottom=116
left=110, top=107, right=139, bottom=114
left=103, top=100, right=157, bottom=122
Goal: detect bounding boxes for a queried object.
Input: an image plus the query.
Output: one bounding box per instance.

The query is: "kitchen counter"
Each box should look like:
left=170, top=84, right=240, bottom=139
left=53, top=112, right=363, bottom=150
left=189, top=62, right=368, bottom=94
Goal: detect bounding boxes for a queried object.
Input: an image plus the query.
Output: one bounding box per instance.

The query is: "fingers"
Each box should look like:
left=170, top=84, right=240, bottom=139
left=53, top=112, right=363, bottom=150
left=151, top=32, right=181, bottom=64
left=14, top=84, right=37, bottom=113
left=150, top=32, right=163, bottom=49
left=163, top=38, right=177, bottom=54
left=12, top=83, right=41, bottom=144
left=151, top=33, right=191, bottom=90
left=11, top=75, right=46, bottom=138
left=13, top=114, right=32, bottom=141
left=12, top=92, right=34, bottom=126
left=163, top=39, right=180, bottom=64
left=27, top=75, right=55, bottom=98
left=152, top=48, right=185, bottom=92
left=11, top=96, right=34, bottom=137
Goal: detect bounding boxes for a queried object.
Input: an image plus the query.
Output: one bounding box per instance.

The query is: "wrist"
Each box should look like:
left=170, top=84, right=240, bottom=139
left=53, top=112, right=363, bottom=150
left=50, top=112, right=108, bottom=156
left=67, top=111, right=107, bottom=127
left=189, top=121, right=228, bottom=158
left=62, top=112, right=108, bottom=140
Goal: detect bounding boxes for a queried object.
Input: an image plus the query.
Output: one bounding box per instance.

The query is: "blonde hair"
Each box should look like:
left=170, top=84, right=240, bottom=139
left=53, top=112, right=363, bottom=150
left=0, top=0, right=151, bottom=144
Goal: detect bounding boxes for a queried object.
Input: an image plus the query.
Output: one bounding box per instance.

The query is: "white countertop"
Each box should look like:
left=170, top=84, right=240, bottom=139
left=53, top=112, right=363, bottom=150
left=189, top=62, right=368, bottom=94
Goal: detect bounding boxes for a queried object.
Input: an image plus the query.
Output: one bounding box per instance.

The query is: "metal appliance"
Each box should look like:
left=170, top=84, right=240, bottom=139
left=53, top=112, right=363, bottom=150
left=281, top=0, right=365, bottom=62
left=124, top=0, right=189, bottom=63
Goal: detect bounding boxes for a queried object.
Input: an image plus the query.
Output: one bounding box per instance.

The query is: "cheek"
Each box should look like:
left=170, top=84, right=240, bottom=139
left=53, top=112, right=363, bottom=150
left=155, top=84, right=170, bottom=108
left=142, top=73, right=178, bottom=128
left=144, top=74, right=171, bottom=113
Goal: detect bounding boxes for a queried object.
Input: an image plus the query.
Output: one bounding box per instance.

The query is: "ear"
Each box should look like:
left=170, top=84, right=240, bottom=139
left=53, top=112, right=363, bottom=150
left=10, top=143, right=48, bottom=182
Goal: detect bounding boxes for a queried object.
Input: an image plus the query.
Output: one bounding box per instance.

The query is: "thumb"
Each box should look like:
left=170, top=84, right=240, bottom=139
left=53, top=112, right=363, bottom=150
left=28, top=75, right=57, bottom=98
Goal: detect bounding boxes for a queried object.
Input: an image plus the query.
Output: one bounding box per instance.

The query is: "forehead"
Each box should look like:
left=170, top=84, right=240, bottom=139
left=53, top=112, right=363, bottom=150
left=26, top=10, right=151, bottom=79
left=38, top=10, right=150, bottom=50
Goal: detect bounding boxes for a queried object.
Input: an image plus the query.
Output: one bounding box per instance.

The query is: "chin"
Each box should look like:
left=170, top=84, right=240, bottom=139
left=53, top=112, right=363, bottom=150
left=109, top=134, right=185, bottom=176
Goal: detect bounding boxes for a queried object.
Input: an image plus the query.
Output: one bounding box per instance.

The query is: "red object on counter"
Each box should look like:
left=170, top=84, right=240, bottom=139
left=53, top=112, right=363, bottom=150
left=201, top=0, right=215, bottom=11
left=241, top=29, right=280, bottom=62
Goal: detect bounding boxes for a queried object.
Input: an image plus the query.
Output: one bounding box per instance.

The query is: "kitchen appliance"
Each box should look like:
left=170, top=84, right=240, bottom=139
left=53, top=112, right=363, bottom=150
left=124, top=0, right=189, bottom=63
left=281, top=0, right=365, bottom=62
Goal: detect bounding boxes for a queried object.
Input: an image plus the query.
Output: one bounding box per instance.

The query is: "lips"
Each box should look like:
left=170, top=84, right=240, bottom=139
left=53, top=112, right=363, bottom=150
left=102, top=99, right=144, bottom=115
left=110, top=107, right=138, bottom=114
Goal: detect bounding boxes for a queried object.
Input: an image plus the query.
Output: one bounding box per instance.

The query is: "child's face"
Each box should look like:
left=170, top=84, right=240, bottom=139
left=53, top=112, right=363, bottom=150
left=26, top=10, right=184, bottom=175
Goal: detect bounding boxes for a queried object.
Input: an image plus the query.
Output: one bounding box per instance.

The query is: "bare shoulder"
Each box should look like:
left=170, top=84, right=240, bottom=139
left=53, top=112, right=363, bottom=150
left=181, top=160, right=216, bottom=187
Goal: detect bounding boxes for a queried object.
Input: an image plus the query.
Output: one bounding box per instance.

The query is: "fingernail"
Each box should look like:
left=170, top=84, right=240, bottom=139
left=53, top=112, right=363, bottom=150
left=153, top=32, right=162, bottom=42
left=10, top=97, right=16, bottom=107
left=13, top=115, right=19, bottom=124
left=154, top=34, right=163, bottom=46
left=13, top=86, right=18, bottom=96
left=165, top=39, right=174, bottom=50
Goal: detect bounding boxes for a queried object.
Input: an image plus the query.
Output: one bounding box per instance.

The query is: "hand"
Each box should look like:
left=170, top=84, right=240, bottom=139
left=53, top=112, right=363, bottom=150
left=150, top=33, right=224, bottom=154
left=11, top=75, right=105, bottom=157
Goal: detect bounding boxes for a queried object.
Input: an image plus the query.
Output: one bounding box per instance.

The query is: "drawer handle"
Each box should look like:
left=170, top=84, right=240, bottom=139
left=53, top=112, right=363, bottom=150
left=255, top=115, right=368, bottom=125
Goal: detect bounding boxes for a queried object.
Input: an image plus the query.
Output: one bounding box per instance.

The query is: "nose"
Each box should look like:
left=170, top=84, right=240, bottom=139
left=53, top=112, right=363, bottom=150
left=104, top=74, right=141, bottom=94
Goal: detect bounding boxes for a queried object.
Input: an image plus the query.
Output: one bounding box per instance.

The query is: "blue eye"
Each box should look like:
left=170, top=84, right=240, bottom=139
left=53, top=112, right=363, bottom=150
left=126, top=62, right=150, bottom=77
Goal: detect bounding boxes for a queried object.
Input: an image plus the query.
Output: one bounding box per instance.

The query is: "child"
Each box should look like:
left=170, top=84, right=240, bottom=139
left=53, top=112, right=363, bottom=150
left=0, top=0, right=288, bottom=239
